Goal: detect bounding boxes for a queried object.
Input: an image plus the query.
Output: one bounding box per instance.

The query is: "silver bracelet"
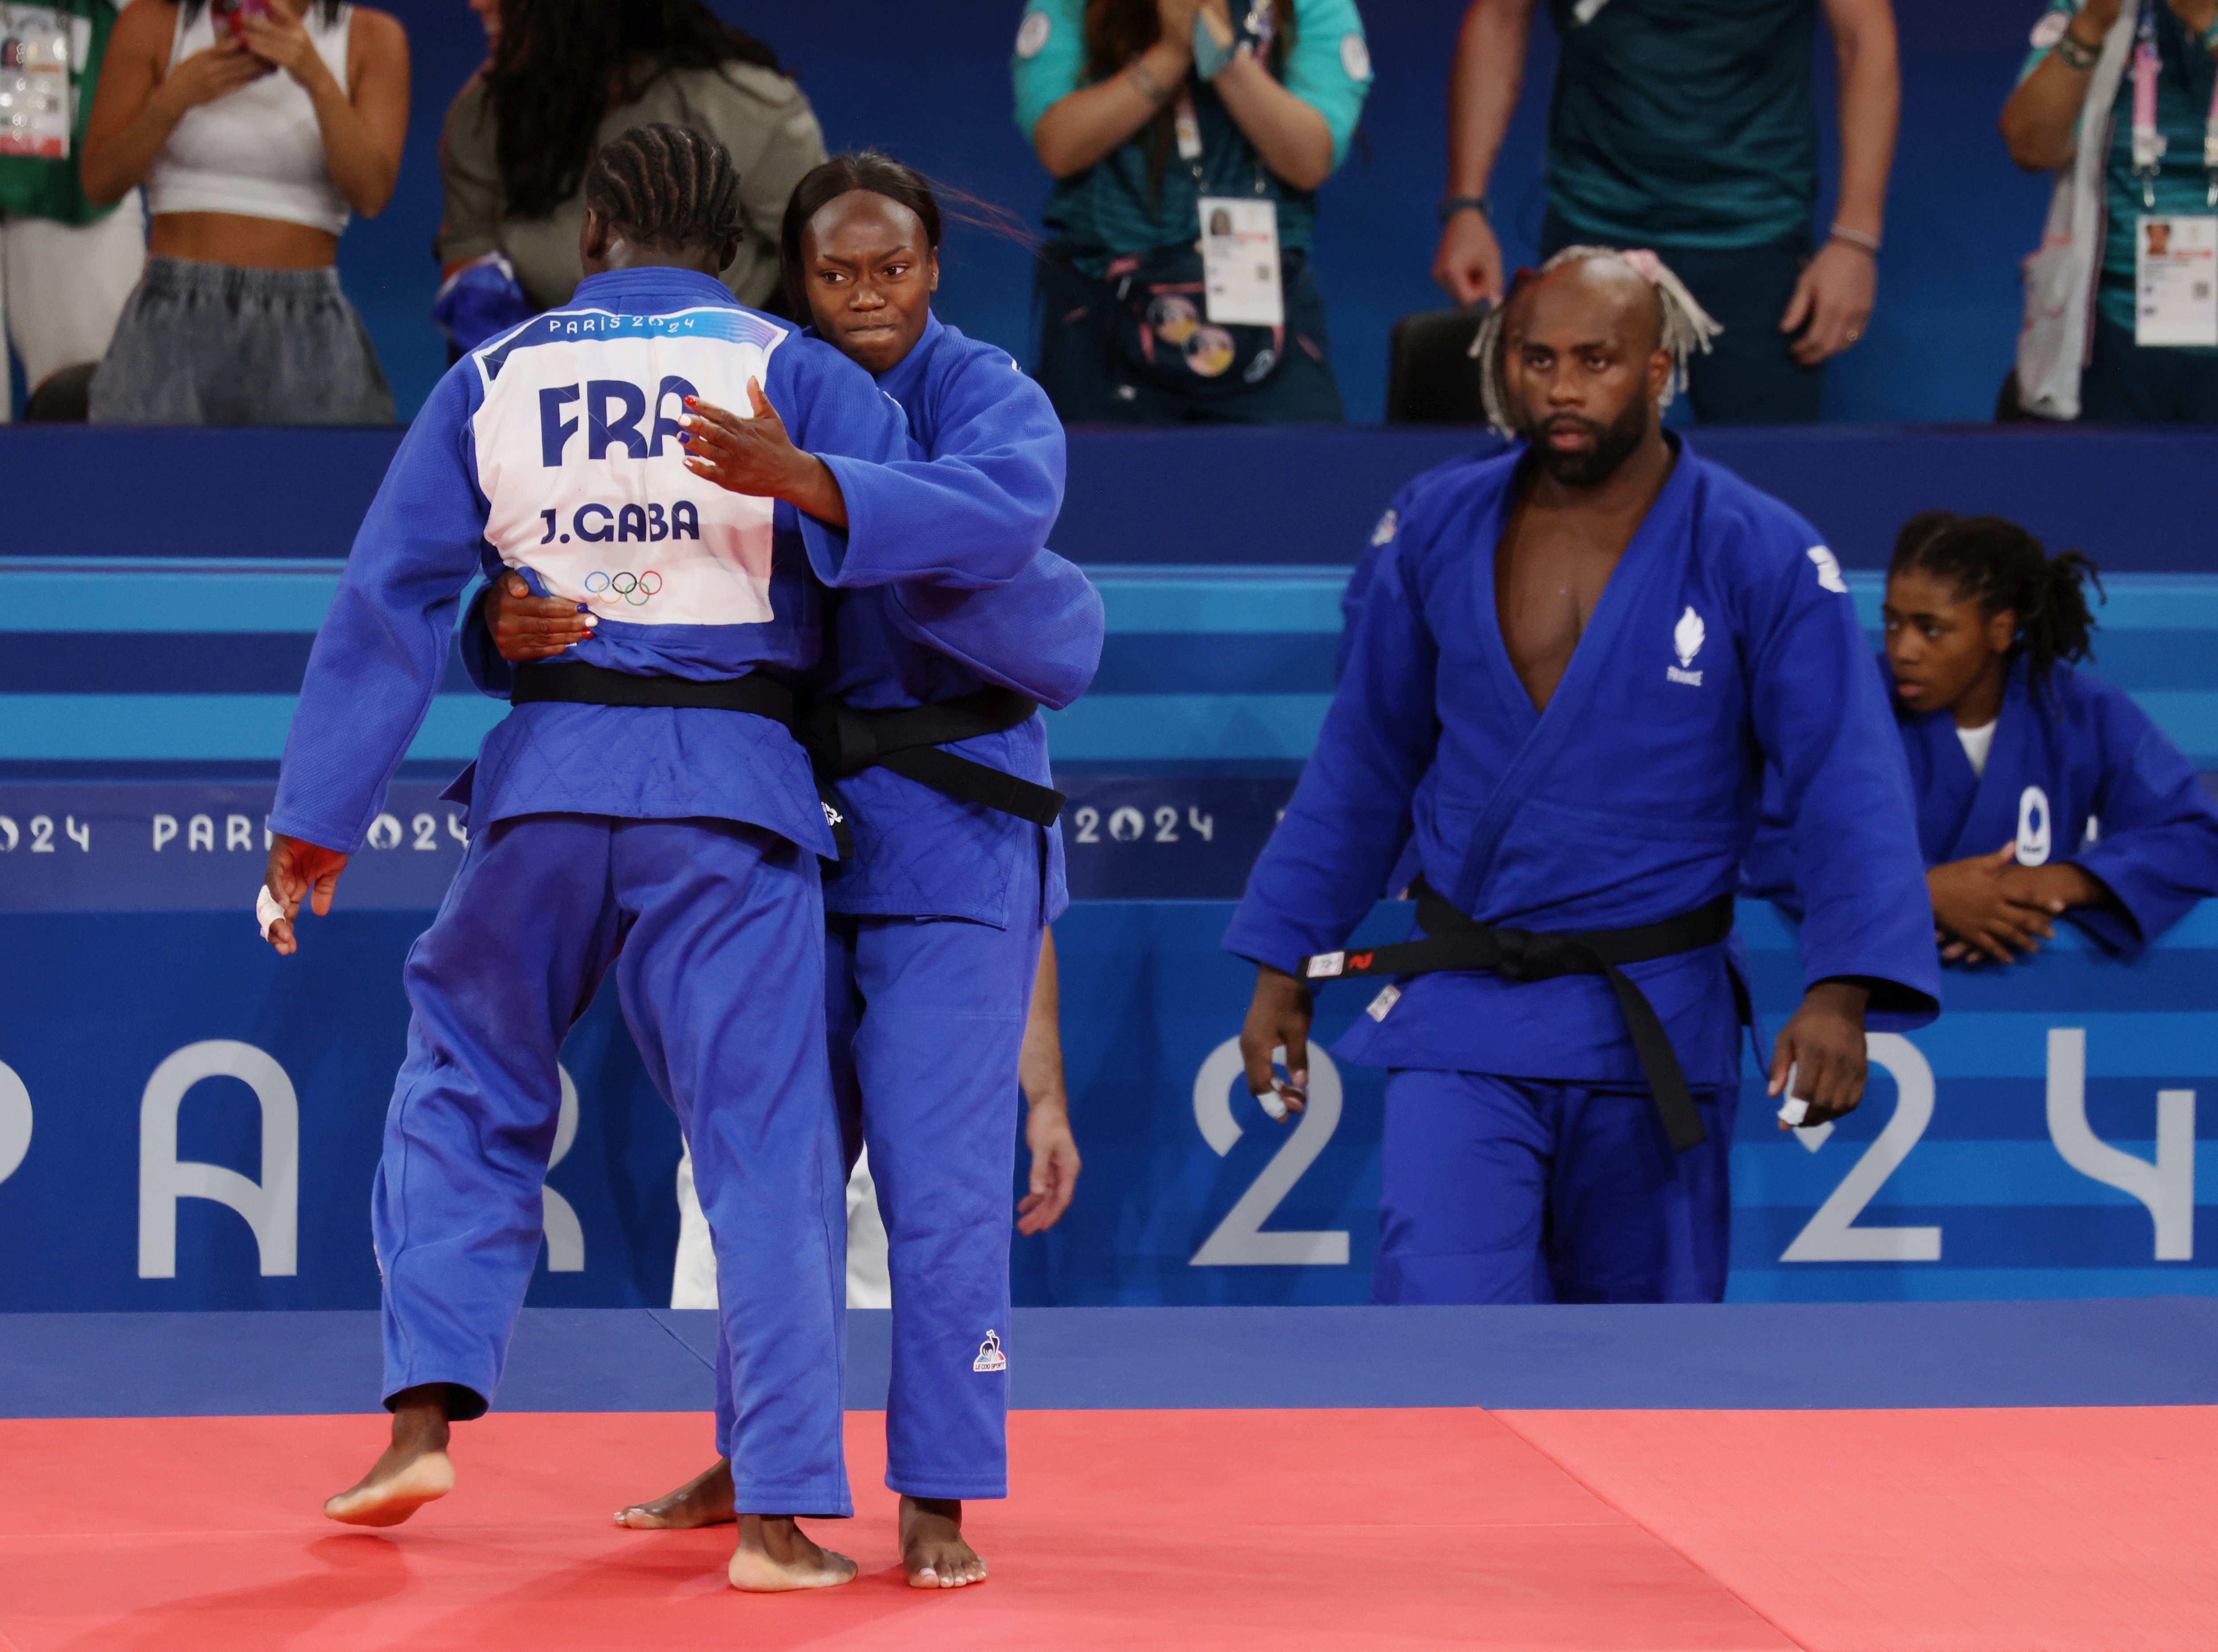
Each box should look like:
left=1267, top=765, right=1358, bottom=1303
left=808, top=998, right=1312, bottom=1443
left=1830, top=222, right=1882, bottom=256
left=2053, top=28, right=2102, bottom=72
left=1128, top=60, right=1172, bottom=105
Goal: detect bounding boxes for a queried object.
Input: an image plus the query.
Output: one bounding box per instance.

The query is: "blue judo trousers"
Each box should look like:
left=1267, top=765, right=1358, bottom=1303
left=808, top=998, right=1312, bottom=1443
left=273, top=267, right=924, bottom=1514
left=382, top=814, right=850, bottom=1511
left=704, top=861, right=1047, bottom=1498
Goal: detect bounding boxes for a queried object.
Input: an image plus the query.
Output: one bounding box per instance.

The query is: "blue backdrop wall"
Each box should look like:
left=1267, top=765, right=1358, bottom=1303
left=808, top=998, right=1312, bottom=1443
left=315, top=0, right=2049, bottom=426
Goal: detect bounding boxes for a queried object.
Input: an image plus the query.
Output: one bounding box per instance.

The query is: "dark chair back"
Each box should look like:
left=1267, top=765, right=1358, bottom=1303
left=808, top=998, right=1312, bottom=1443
left=25, top=362, right=96, bottom=423
left=1386, top=307, right=1489, bottom=425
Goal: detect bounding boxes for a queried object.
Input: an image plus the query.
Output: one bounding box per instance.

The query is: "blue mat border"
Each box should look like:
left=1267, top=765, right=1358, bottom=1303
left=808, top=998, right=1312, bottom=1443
left=4, top=1300, right=2214, bottom=1419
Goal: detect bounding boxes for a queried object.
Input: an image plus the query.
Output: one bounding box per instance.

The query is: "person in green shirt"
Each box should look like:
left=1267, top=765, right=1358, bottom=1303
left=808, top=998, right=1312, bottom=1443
left=1433, top=0, right=1899, bottom=425
left=1012, top=0, right=1372, bottom=423
left=2004, top=0, right=2218, bottom=421
left=0, top=0, right=145, bottom=417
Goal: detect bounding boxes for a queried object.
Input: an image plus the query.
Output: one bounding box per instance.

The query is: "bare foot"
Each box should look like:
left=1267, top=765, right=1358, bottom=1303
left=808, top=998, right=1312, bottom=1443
left=614, top=1456, right=735, bottom=1530
left=727, top=1514, right=858, bottom=1592
left=901, top=1496, right=987, bottom=1589
left=323, top=1388, right=453, bottom=1527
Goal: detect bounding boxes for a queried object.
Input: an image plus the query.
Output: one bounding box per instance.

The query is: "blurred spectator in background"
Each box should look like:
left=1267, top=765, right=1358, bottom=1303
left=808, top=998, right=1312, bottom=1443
left=1433, top=0, right=1898, bottom=424
left=436, top=0, right=822, bottom=325
left=1015, top=0, right=1373, bottom=425
left=0, top=0, right=146, bottom=421
left=80, top=0, right=406, bottom=424
left=2005, top=0, right=2218, bottom=423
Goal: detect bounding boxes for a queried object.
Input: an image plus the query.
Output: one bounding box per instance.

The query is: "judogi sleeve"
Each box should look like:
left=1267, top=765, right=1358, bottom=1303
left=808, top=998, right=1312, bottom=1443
left=2066, top=684, right=2218, bottom=956
left=1223, top=522, right=1439, bottom=973
left=888, top=548, right=1105, bottom=710
left=1744, top=542, right=1939, bottom=1027
left=268, top=368, right=489, bottom=853
left=802, top=356, right=1064, bottom=591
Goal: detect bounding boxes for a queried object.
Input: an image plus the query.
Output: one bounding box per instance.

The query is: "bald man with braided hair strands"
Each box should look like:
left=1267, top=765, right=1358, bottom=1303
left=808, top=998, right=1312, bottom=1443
left=260, top=122, right=925, bottom=1590
left=1230, top=246, right=1938, bottom=1306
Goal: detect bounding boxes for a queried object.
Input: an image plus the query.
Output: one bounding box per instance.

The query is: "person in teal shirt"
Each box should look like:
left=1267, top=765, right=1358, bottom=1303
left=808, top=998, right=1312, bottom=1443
left=1012, top=0, right=1372, bottom=423
left=1433, top=0, right=1900, bottom=425
left=2005, top=0, right=2218, bottom=422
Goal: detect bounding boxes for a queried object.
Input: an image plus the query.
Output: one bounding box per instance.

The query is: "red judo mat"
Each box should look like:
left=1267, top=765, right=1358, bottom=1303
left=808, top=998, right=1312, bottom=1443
left=1, top=1405, right=2212, bottom=1652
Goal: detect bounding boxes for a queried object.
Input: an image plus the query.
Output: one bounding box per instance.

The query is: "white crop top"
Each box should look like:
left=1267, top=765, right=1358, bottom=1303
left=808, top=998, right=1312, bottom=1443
left=146, top=3, right=353, bottom=236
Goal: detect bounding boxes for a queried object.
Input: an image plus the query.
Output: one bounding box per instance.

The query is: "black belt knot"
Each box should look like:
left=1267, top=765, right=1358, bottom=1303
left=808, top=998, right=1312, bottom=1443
left=795, top=686, right=1068, bottom=850
left=1297, top=875, right=1735, bottom=1153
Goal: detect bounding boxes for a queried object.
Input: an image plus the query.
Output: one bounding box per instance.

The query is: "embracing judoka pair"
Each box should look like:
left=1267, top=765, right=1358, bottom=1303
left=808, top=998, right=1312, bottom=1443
left=266, top=263, right=1097, bottom=1518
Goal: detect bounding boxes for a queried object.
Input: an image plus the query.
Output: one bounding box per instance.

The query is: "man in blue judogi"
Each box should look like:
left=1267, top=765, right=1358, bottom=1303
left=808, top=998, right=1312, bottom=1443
left=257, top=126, right=916, bottom=1591
left=1227, top=246, right=1940, bottom=1305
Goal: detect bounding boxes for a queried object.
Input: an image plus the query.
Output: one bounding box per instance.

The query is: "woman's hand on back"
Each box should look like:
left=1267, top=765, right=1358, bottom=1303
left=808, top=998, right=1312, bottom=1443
left=679, top=384, right=851, bottom=529
left=485, top=570, right=594, bottom=663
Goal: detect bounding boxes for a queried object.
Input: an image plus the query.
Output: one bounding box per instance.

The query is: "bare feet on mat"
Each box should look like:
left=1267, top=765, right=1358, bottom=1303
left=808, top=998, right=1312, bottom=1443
left=901, top=1496, right=987, bottom=1589
left=323, top=1389, right=453, bottom=1526
left=727, top=1514, right=858, bottom=1592
left=614, top=1456, right=735, bottom=1529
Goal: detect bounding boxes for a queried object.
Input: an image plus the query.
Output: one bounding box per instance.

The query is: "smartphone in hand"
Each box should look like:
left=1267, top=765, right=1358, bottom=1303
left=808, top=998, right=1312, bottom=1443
left=208, top=0, right=273, bottom=45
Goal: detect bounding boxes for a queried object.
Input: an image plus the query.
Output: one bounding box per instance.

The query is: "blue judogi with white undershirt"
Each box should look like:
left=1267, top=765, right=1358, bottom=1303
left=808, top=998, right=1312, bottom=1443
left=1747, top=653, right=2218, bottom=960
left=1225, top=439, right=1938, bottom=1305
left=465, top=311, right=1098, bottom=1500
left=270, top=266, right=915, bottom=1517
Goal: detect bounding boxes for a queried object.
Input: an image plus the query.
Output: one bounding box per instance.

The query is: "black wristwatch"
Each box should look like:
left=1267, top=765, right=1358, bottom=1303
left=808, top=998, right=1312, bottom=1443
left=1438, top=195, right=1491, bottom=224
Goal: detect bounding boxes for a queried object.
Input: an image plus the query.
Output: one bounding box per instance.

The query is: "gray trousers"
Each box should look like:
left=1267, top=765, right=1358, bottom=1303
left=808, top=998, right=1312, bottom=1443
left=90, top=256, right=394, bottom=425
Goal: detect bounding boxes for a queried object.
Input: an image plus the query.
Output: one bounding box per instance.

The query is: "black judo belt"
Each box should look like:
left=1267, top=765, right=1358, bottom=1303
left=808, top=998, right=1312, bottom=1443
left=1297, top=876, right=1735, bottom=1153
left=507, top=660, right=861, bottom=849
left=798, top=686, right=1067, bottom=850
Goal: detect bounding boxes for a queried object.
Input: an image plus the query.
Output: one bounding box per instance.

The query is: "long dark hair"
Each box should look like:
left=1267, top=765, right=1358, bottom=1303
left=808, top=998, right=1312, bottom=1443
left=1891, top=511, right=2103, bottom=688
left=778, top=149, right=1032, bottom=315
left=484, top=0, right=787, bottom=221
left=1083, top=0, right=1295, bottom=196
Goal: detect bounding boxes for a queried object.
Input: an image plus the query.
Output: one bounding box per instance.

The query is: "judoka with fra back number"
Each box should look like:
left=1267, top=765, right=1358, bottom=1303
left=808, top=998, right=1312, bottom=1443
left=470, top=151, right=1102, bottom=1590
left=1225, top=247, right=1941, bottom=1306
left=256, top=125, right=916, bottom=1591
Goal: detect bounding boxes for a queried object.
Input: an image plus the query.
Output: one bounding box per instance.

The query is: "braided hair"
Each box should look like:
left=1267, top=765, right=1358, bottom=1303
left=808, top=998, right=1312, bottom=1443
left=484, top=0, right=785, bottom=222
left=1890, top=511, right=2103, bottom=688
left=583, top=124, right=744, bottom=256
left=1469, top=244, right=1722, bottom=433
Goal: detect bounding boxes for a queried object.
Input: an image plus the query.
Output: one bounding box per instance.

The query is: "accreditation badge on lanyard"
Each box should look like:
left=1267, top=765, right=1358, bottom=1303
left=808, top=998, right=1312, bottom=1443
left=0, top=4, right=75, bottom=159
left=2130, top=0, right=2218, bottom=345
left=1177, top=90, right=1285, bottom=329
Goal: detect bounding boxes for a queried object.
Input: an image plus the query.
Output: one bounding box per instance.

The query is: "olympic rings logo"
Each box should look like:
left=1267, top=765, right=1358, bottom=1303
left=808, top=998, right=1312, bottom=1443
left=582, top=570, right=663, bottom=606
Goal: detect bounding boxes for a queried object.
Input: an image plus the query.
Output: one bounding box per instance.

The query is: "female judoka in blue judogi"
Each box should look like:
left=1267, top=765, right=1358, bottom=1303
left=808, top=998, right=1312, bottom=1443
left=1746, top=512, right=2218, bottom=965
left=472, top=152, right=1102, bottom=1588
left=257, top=126, right=941, bottom=1592
left=1226, top=247, right=1939, bottom=1307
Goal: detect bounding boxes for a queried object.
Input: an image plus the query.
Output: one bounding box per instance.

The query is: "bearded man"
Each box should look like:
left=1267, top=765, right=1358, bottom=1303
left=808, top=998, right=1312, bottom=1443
left=1226, top=246, right=1939, bottom=1305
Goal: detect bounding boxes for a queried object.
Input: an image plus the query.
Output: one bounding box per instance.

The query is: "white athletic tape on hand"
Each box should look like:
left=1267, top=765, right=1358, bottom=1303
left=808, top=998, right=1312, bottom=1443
left=1776, top=1063, right=1810, bottom=1127
left=1255, top=1089, right=1288, bottom=1122
left=256, top=885, right=285, bottom=941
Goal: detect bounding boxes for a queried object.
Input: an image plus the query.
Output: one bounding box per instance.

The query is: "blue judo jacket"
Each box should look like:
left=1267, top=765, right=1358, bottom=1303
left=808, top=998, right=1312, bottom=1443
left=271, top=267, right=911, bottom=857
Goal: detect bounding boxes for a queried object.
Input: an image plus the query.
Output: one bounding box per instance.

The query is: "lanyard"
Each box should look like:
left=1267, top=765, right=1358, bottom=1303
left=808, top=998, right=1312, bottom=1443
left=1174, top=89, right=1269, bottom=199
left=2131, top=0, right=2218, bottom=206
